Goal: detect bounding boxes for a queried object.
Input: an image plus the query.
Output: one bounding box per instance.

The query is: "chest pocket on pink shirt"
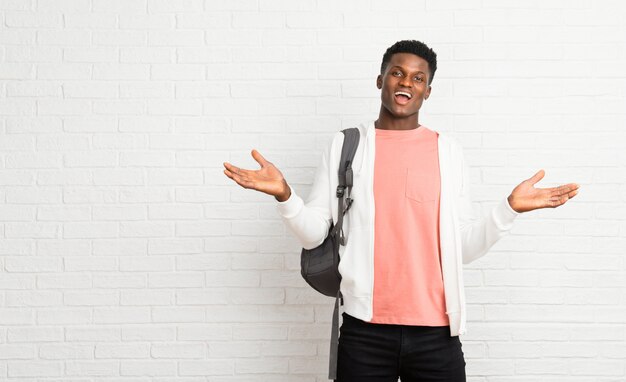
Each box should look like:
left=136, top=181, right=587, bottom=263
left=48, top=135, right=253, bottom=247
left=405, top=168, right=437, bottom=203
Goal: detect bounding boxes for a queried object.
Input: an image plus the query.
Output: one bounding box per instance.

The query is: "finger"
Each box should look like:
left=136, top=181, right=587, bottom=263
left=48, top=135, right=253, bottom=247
left=223, top=168, right=233, bottom=179
left=567, top=188, right=580, bottom=199
left=224, top=169, right=255, bottom=189
left=546, top=196, right=564, bottom=208
left=251, top=149, right=269, bottom=167
left=527, top=169, right=545, bottom=185
left=548, top=189, right=577, bottom=208
left=550, top=183, right=580, bottom=197
left=223, top=162, right=251, bottom=178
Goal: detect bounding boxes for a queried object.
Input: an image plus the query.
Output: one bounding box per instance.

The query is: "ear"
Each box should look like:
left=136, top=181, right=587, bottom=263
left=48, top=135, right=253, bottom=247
left=376, top=75, right=382, bottom=89
left=424, top=85, right=432, bottom=100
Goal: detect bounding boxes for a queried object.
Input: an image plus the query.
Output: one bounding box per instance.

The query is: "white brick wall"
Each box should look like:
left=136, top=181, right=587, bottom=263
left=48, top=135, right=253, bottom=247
left=0, top=0, right=624, bottom=381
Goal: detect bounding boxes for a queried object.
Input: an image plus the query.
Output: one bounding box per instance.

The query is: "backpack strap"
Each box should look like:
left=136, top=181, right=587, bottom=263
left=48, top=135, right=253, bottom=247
left=328, top=127, right=359, bottom=380
left=328, top=290, right=342, bottom=380
left=331, top=127, right=360, bottom=246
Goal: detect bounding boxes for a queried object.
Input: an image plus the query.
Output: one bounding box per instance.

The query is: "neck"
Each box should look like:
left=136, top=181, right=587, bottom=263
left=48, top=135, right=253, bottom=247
left=375, top=108, right=420, bottom=131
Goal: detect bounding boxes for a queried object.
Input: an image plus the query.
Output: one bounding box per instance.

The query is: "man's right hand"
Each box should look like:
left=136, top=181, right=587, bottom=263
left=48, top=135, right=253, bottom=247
left=223, top=149, right=291, bottom=202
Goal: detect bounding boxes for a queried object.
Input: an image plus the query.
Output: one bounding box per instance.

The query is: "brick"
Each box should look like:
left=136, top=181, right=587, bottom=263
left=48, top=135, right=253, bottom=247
left=151, top=343, right=205, bottom=358
left=176, top=253, right=231, bottom=271
left=5, top=13, right=61, bottom=28
left=179, top=360, right=234, bottom=376
left=36, top=308, right=91, bottom=324
left=95, top=343, right=150, bottom=359
left=64, top=257, right=117, bottom=272
left=148, top=238, right=203, bottom=255
left=208, top=341, right=261, bottom=358
left=37, top=99, right=92, bottom=114
left=62, top=187, right=117, bottom=204
left=7, top=361, right=63, bottom=377
left=6, top=81, right=61, bottom=97
left=39, top=344, right=93, bottom=360
left=0, top=98, right=37, bottom=118
left=64, top=117, right=117, bottom=133
left=36, top=239, right=90, bottom=256
left=0, top=29, right=35, bottom=45
left=5, top=290, right=62, bottom=306
left=93, top=64, right=150, bottom=80
left=120, top=222, right=174, bottom=238
left=177, top=324, right=232, bottom=341
left=63, top=222, right=118, bottom=239
left=93, top=238, right=147, bottom=257
left=6, top=116, right=62, bottom=133
left=177, top=48, right=231, bottom=63
left=121, top=290, right=173, bottom=306
left=151, top=307, right=205, bottom=323
left=37, top=0, right=90, bottom=12
left=515, top=359, right=569, bottom=375
left=233, top=325, right=287, bottom=340
left=63, top=291, right=118, bottom=306
left=176, top=81, right=229, bottom=98
left=147, top=0, right=202, bottom=12
left=0, top=240, right=34, bottom=256
left=93, top=100, right=146, bottom=115
left=175, top=13, right=229, bottom=28
left=92, top=274, right=147, bottom=289
left=148, top=30, right=203, bottom=46
left=236, top=357, right=288, bottom=374
left=121, top=48, right=173, bottom=64
left=119, top=187, right=173, bottom=203
left=148, top=205, right=202, bottom=220
left=120, top=14, right=174, bottom=29
left=5, top=222, right=60, bottom=239
left=147, top=170, right=203, bottom=186
left=148, top=273, right=204, bottom=288
left=232, top=12, right=285, bottom=28
left=64, top=14, right=117, bottom=29
left=51, top=359, right=120, bottom=379
left=65, top=327, right=120, bottom=342
left=63, top=151, right=117, bottom=168
left=8, top=327, right=64, bottom=342
left=37, top=30, right=91, bottom=46
left=92, top=0, right=146, bottom=13
left=119, top=256, right=173, bottom=272
left=122, top=326, right=175, bottom=341
left=151, top=64, right=205, bottom=80
left=93, top=307, right=150, bottom=324
left=63, top=82, right=118, bottom=98
left=0, top=205, right=36, bottom=221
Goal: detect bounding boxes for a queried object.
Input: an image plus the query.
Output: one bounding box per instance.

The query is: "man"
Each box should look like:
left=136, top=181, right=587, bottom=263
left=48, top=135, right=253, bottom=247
left=223, top=40, right=579, bottom=382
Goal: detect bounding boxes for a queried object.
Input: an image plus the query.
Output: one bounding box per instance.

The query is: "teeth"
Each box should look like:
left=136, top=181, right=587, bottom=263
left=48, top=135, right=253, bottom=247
left=394, top=91, right=412, bottom=99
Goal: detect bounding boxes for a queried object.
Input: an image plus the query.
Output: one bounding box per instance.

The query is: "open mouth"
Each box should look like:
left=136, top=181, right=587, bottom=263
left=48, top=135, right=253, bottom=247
left=394, top=91, right=412, bottom=105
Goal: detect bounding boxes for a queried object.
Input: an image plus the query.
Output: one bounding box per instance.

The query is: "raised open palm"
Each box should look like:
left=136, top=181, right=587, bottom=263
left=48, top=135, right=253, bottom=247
left=223, top=149, right=291, bottom=201
left=507, top=169, right=580, bottom=213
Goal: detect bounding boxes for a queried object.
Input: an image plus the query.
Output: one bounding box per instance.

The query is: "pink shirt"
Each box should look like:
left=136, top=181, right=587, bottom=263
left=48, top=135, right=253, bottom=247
left=371, top=126, right=449, bottom=326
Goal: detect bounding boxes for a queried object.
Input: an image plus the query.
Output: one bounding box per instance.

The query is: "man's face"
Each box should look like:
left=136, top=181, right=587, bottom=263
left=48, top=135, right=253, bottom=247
left=377, top=53, right=431, bottom=119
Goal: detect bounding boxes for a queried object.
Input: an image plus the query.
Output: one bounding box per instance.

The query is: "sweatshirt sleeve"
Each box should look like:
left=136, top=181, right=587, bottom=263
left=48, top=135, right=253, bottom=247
left=275, top=134, right=337, bottom=250
left=457, top=147, right=520, bottom=264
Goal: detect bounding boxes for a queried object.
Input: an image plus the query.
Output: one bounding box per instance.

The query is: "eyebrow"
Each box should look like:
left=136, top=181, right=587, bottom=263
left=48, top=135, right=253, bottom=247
left=389, top=66, right=426, bottom=75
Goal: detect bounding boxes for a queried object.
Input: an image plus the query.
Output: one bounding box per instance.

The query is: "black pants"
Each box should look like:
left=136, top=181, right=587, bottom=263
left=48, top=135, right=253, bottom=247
left=336, top=313, right=466, bottom=382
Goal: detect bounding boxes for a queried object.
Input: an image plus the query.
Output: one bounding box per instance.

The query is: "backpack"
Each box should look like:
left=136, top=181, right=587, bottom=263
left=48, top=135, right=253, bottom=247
left=300, top=127, right=360, bottom=296
left=299, top=127, right=360, bottom=380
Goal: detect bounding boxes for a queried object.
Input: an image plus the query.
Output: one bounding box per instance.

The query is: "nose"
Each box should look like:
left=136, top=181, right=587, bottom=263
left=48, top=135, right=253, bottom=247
left=398, top=74, right=411, bottom=88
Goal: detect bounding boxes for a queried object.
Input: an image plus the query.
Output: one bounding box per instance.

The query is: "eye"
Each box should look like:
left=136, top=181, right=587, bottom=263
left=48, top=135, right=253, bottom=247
left=392, top=71, right=402, bottom=77
left=414, top=76, right=424, bottom=82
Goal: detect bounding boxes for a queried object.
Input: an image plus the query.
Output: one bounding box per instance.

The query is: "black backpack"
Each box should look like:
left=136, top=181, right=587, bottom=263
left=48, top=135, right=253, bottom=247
left=300, top=127, right=360, bottom=296
left=299, top=127, right=360, bottom=380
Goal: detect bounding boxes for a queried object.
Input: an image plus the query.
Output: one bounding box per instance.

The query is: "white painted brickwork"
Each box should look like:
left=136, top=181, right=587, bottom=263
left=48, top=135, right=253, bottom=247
left=0, top=0, right=625, bottom=380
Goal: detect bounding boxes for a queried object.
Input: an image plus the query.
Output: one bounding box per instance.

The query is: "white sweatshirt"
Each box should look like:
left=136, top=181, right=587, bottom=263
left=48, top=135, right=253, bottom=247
left=276, top=121, right=520, bottom=336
